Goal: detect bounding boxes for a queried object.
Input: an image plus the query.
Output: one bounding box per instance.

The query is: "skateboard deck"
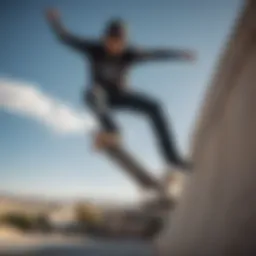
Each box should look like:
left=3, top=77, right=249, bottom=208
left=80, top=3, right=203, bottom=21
left=92, top=132, right=168, bottom=196
left=105, top=145, right=163, bottom=191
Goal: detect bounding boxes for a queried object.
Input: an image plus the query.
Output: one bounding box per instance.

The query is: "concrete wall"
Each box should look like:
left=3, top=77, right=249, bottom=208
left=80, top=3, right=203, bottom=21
left=156, top=1, right=256, bottom=255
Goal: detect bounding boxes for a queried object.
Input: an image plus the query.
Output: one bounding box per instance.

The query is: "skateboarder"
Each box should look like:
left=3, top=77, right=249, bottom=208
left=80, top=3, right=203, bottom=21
left=46, top=8, right=195, bottom=170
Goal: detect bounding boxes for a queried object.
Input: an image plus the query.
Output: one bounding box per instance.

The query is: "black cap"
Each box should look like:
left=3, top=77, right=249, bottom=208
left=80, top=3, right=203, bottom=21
left=104, top=18, right=126, bottom=38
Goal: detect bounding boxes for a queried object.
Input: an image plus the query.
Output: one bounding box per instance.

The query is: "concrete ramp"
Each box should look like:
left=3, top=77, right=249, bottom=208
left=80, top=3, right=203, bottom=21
left=156, top=1, right=256, bottom=255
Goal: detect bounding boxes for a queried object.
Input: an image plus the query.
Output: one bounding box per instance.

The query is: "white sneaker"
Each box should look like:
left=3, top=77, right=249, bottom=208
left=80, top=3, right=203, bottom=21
left=161, top=167, right=188, bottom=202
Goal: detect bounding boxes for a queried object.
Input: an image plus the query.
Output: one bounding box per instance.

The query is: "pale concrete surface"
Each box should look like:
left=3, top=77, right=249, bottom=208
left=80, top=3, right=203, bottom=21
left=0, top=239, right=153, bottom=256
left=156, top=0, right=256, bottom=255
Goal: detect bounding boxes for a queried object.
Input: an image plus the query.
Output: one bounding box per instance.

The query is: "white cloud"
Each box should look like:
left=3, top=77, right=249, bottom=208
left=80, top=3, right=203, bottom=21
left=0, top=78, right=96, bottom=134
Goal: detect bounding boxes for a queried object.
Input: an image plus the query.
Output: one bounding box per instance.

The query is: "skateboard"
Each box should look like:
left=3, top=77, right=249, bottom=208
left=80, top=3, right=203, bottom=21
left=92, top=132, right=164, bottom=192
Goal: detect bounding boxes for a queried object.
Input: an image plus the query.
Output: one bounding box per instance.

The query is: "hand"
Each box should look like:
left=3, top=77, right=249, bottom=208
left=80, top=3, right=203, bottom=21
left=45, top=8, right=60, bottom=22
left=182, top=50, right=196, bottom=61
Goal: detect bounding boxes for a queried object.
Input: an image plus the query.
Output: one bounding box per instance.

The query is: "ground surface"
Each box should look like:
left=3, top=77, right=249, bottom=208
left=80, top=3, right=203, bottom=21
left=0, top=237, right=153, bottom=256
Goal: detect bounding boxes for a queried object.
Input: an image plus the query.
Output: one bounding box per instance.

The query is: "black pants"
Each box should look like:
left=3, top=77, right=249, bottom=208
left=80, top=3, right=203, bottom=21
left=85, top=87, right=185, bottom=167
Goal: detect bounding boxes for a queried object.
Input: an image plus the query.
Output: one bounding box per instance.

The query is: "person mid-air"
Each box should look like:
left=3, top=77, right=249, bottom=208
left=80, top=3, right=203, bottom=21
left=46, top=8, right=196, bottom=171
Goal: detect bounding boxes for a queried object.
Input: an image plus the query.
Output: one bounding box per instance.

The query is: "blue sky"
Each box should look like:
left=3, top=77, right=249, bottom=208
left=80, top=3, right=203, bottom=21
left=0, top=0, right=242, bottom=202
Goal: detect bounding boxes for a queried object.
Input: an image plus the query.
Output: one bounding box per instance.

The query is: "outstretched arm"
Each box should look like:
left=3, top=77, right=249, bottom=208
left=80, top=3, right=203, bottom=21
left=129, top=48, right=196, bottom=63
left=45, top=8, right=92, bottom=51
